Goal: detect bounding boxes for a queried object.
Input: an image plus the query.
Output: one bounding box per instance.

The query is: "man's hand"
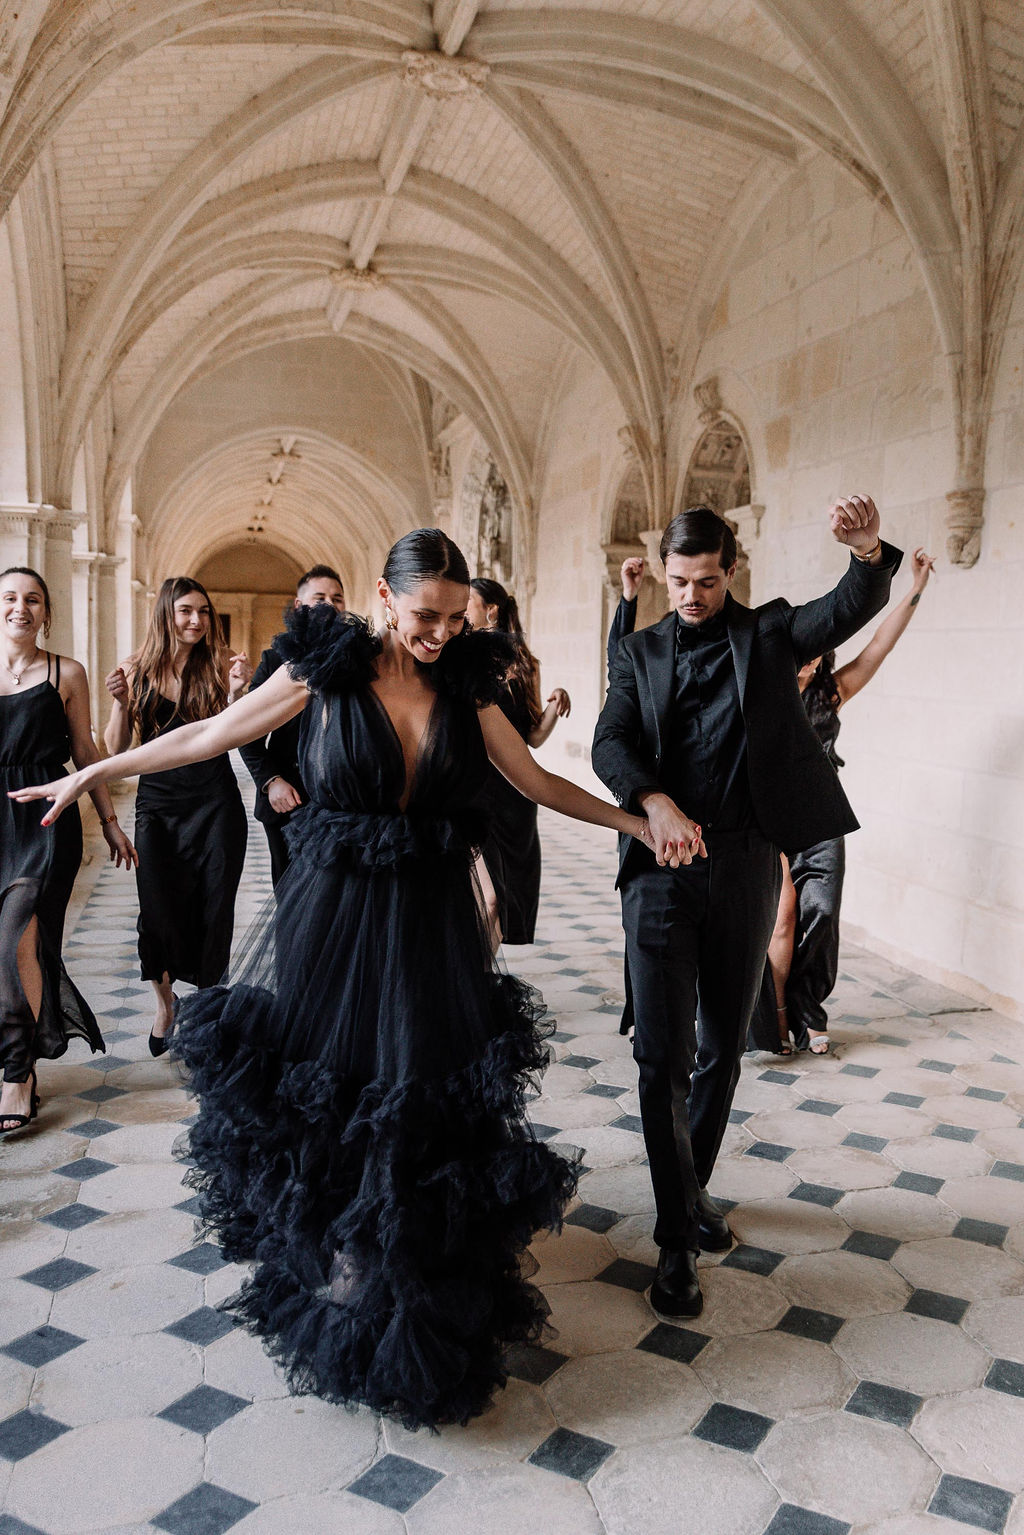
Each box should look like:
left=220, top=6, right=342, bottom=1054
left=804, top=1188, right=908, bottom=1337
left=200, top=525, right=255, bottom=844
left=637, top=790, right=707, bottom=868
left=266, top=777, right=303, bottom=815
left=621, top=557, right=646, bottom=601
left=829, top=494, right=881, bottom=556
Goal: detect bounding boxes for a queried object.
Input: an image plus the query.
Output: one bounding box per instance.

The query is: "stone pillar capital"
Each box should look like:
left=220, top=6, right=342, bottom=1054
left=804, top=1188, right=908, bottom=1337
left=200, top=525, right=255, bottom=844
left=945, top=487, right=983, bottom=568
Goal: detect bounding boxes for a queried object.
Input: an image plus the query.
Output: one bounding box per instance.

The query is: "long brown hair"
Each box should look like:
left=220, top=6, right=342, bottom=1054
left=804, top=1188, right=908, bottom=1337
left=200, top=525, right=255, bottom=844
left=470, top=576, right=542, bottom=730
left=128, top=576, right=229, bottom=736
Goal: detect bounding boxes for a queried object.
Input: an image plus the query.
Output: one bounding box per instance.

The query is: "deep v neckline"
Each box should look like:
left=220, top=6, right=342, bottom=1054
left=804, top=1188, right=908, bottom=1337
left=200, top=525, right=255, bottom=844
left=367, top=686, right=443, bottom=812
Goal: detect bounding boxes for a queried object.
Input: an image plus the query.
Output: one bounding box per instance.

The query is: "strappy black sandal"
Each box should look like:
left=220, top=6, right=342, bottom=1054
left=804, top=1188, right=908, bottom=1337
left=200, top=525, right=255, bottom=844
left=0, top=1069, right=39, bottom=1134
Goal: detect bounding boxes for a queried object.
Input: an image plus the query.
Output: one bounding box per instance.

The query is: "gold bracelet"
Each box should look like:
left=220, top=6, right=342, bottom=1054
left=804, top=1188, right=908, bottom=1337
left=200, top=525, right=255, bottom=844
left=99, top=812, right=118, bottom=826
left=853, top=539, right=882, bottom=562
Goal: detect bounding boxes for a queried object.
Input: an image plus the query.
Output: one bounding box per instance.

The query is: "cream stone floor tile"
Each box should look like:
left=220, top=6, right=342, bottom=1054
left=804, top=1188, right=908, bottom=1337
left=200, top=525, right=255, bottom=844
left=0, top=1275, right=52, bottom=1344
left=706, top=1155, right=797, bottom=1203
left=541, top=1279, right=653, bottom=1354
left=716, top=1122, right=754, bottom=1159
left=878, top=1068, right=968, bottom=1100
left=957, top=1061, right=1024, bottom=1097
left=892, top=1235, right=1024, bottom=1298
left=232, top=1491, right=406, bottom=1534
left=1004, top=1221, right=1024, bottom=1262
left=695, top=1330, right=855, bottom=1415
left=976, top=1124, right=1024, bottom=1161
left=869, top=1516, right=992, bottom=1535
left=0, top=1128, right=90, bottom=1174
left=83, top=1120, right=185, bottom=1165
left=606, top=1212, right=659, bottom=1264
left=4, top=1418, right=205, bottom=1534
left=206, top=1397, right=380, bottom=1501
left=386, top=1378, right=554, bottom=1471
left=82, top=1160, right=189, bottom=1212
left=64, top=1207, right=198, bottom=1269
left=963, top=1293, right=1024, bottom=1360
left=588, top=1058, right=638, bottom=1090
left=0, top=1355, right=33, bottom=1417
left=33, top=1062, right=103, bottom=1099
left=575, top=1162, right=656, bottom=1214
left=544, top=1349, right=710, bottom=1446
left=756, top=1413, right=938, bottom=1525
left=885, top=1135, right=992, bottom=1181
left=48, top=1261, right=203, bottom=1339
left=204, top=1259, right=249, bottom=1308
left=103, top=1088, right=191, bottom=1126
left=560, top=1123, right=646, bottom=1168
left=939, top=1173, right=1024, bottom=1224
left=0, top=1216, right=67, bottom=1277
left=836, top=1101, right=939, bottom=1140
left=106, top=1060, right=186, bottom=1093
left=591, top=1437, right=778, bottom=1535
left=836, top=1186, right=959, bottom=1241
left=406, top=1464, right=604, bottom=1535
left=696, top=1267, right=789, bottom=1336
left=787, top=1144, right=896, bottom=1190
left=530, top=1224, right=615, bottom=1284
left=535, top=1063, right=604, bottom=1100
left=775, top=1250, right=912, bottom=1317
left=530, top=1093, right=619, bottom=1131
left=31, top=1332, right=202, bottom=1425
left=913, top=1389, right=1024, bottom=1493
left=728, top=1197, right=849, bottom=1255
left=835, top=1311, right=989, bottom=1394
left=744, top=1108, right=849, bottom=1150
left=203, top=1324, right=291, bottom=1402
left=918, top=1095, right=1021, bottom=1131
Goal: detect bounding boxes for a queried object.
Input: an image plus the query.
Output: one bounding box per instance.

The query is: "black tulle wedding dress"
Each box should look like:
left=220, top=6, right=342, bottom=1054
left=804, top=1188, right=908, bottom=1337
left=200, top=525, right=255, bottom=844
left=174, top=608, right=578, bottom=1430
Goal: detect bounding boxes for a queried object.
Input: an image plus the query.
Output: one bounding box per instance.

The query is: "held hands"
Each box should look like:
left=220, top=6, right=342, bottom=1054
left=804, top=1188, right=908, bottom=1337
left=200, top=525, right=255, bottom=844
left=266, top=777, right=303, bottom=815
left=101, top=819, right=138, bottom=869
left=547, top=687, right=572, bottom=719
left=621, top=557, right=646, bottom=601
left=911, top=547, right=935, bottom=591
left=637, top=791, right=708, bottom=868
left=829, top=494, right=881, bottom=555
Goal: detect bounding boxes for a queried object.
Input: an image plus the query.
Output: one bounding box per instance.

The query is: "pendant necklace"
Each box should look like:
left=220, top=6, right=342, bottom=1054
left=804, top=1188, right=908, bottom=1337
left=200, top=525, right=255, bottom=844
left=5, top=647, right=38, bottom=686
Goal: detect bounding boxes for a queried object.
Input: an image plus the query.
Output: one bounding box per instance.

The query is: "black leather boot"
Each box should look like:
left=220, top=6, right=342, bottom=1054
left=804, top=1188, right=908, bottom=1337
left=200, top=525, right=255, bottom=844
left=649, top=1248, right=703, bottom=1318
left=697, top=1187, right=733, bottom=1252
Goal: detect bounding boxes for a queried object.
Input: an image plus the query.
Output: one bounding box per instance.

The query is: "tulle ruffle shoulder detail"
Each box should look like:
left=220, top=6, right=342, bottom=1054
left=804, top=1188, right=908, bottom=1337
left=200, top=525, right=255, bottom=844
left=278, top=606, right=381, bottom=693
left=432, top=627, right=516, bottom=707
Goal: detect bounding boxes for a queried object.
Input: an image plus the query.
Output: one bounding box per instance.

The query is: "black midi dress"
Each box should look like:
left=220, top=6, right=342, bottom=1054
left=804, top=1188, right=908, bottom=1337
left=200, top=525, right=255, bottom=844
left=173, top=610, right=577, bottom=1430
left=133, top=694, right=247, bottom=987
left=0, top=655, right=103, bottom=1081
left=476, top=683, right=542, bottom=945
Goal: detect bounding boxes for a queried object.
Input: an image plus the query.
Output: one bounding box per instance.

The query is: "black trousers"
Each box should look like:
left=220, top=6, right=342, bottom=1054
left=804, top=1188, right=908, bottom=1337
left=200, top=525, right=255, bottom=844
left=748, top=836, right=845, bottom=1050
left=264, top=823, right=291, bottom=890
left=621, top=831, right=782, bottom=1252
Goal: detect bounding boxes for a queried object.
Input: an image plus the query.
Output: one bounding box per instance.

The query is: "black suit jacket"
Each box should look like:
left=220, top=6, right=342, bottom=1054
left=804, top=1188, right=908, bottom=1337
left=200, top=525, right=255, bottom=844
left=593, top=543, right=902, bottom=879
left=237, top=643, right=305, bottom=826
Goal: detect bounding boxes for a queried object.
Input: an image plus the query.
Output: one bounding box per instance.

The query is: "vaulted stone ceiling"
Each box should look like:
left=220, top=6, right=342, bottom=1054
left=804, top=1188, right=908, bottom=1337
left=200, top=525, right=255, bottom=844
left=2, top=0, right=1023, bottom=583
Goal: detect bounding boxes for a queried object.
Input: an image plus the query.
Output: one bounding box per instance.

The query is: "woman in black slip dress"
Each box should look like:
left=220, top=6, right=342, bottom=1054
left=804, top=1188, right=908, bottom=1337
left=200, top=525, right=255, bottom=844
left=0, top=567, right=136, bottom=1134
left=755, top=547, right=936, bottom=1056
left=13, top=528, right=656, bottom=1430
left=104, top=577, right=252, bottom=1055
left=466, top=577, right=571, bottom=951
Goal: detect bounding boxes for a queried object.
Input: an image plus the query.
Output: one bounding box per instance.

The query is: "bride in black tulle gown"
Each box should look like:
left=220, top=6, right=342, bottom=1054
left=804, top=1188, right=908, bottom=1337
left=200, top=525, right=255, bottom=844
left=12, top=529, right=654, bottom=1429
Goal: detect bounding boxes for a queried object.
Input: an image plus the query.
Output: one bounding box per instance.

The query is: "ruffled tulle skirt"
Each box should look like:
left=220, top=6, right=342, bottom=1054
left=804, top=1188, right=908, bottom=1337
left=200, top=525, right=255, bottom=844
left=173, top=804, right=578, bottom=1429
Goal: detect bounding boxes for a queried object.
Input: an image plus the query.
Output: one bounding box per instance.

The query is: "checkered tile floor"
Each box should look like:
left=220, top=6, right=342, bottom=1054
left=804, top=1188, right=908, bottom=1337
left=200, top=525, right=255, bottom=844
left=3, top=783, right=1024, bottom=1535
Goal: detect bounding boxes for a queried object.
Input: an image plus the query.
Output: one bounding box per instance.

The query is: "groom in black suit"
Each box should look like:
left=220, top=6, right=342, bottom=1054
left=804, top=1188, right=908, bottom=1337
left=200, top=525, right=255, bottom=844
left=592, top=496, right=901, bottom=1317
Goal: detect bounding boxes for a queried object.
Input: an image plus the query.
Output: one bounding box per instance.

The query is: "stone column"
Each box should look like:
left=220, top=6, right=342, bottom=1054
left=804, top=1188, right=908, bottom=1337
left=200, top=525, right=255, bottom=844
left=42, top=512, right=85, bottom=656
left=0, top=507, right=33, bottom=570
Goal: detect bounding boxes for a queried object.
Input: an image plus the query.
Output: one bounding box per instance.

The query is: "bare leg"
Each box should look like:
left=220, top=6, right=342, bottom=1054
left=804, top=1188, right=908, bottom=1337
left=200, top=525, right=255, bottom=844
left=1, top=917, right=41, bottom=1128
left=472, top=852, right=503, bottom=957
left=151, top=974, right=175, bottom=1039
left=767, top=856, right=797, bottom=1051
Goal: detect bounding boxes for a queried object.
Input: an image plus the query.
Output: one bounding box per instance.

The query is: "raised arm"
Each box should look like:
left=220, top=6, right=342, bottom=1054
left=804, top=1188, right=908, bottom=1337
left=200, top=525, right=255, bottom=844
left=479, top=703, right=651, bottom=846
left=833, top=548, right=934, bottom=703
left=788, top=496, right=903, bottom=664
left=11, top=665, right=308, bottom=825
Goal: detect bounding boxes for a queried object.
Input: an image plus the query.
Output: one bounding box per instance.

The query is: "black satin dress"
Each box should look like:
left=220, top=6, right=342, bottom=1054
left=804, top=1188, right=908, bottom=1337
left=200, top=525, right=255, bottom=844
left=0, top=655, right=103, bottom=1081
left=476, top=680, right=542, bottom=945
left=173, top=610, right=577, bottom=1430
left=133, top=694, right=247, bottom=987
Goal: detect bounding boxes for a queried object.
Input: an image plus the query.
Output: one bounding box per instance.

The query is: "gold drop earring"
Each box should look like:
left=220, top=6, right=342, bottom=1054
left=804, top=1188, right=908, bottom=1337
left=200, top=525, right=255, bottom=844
left=384, top=605, right=397, bottom=631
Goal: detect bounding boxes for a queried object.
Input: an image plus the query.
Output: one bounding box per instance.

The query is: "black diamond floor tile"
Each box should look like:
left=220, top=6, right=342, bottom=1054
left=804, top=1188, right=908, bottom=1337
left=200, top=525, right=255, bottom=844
left=153, top=1481, right=258, bottom=1535
left=797, top=1099, right=842, bottom=1117
left=788, top=1181, right=843, bottom=1208
left=168, top=1242, right=227, bottom=1275
left=759, top=1070, right=799, bottom=1086
left=842, top=1230, right=901, bottom=1261
left=39, top=1203, right=104, bottom=1231
left=874, top=1035, right=910, bottom=1048
left=775, top=1306, right=844, bottom=1345
left=20, top=1257, right=97, bottom=1292
left=504, top=1342, right=568, bottom=1385
left=528, top=1427, right=614, bottom=1481
left=175, top=1194, right=206, bottom=1218
left=919, top=1058, right=956, bottom=1074
left=609, top=1114, right=643, bottom=1134
left=0, top=1516, right=48, bottom=1534
left=893, top=1171, right=944, bottom=1196
left=637, top=1322, right=709, bottom=1365
left=158, top=1385, right=248, bottom=1435
left=745, top=1142, right=794, bottom=1162
left=348, top=1454, right=444, bottom=1513
left=692, top=1402, right=773, bottom=1453
left=884, top=1092, right=924, bottom=1108
left=583, top=1083, right=624, bottom=1100
left=904, top=1288, right=969, bottom=1324
left=85, top=1054, right=133, bottom=1072
left=965, top=1086, right=1005, bottom=1103
left=845, top=1379, right=923, bottom=1429
left=75, top=1084, right=127, bottom=1103
left=721, top=1244, right=785, bottom=1276
left=0, top=1410, right=70, bottom=1462
left=163, top=1307, right=236, bottom=1346
left=1, top=1326, right=85, bottom=1368
left=66, top=1118, right=120, bottom=1139
left=990, top=1161, right=1024, bottom=1183
left=597, top=1257, right=656, bottom=1292
left=840, top=1064, right=879, bottom=1079
left=528, top=1122, right=559, bottom=1141
left=764, top=1506, right=851, bottom=1535
left=953, top=1217, right=1009, bottom=1247
left=934, top=1123, right=977, bottom=1142
left=560, top=1054, right=599, bottom=1069
left=728, top=1108, right=752, bottom=1124
left=928, top=1474, right=1013, bottom=1533
left=841, top=1131, right=889, bottom=1153
left=985, top=1358, right=1024, bottom=1397
left=53, top=1156, right=114, bottom=1181
left=565, top=1203, right=619, bottom=1234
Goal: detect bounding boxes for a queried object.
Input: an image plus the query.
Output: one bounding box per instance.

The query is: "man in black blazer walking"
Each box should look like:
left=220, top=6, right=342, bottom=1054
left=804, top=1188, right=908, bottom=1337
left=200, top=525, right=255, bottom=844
left=592, top=496, right=901, bottom=1317
left=239, top=564, right=346, bottom=887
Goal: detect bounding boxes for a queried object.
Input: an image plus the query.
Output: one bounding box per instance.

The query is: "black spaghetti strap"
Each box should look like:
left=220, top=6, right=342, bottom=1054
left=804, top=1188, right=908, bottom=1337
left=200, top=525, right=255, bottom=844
left=54, top=654, right=61, bottom=689
left=45, top=650, right=52, bottom=684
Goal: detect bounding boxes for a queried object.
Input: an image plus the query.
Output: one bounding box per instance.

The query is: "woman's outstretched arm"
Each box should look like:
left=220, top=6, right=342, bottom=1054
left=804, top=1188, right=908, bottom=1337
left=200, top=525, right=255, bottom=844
left=480, top=703, right=655, bottom=850
left=833, top=547, right=934, bottom=704
left=10, top=665, right=308, bottom=824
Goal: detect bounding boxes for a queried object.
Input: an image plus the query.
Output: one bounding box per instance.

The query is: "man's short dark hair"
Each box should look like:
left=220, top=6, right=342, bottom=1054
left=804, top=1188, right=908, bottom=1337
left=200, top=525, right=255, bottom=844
left=297, top=564, right=343, bottom=593
left=659, top=507, right=737, bottom=571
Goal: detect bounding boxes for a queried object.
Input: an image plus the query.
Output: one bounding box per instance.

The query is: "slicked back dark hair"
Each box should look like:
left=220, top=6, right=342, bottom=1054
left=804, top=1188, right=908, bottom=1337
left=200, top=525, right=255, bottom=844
left=659, top=506, right=737, bottom=571
left=383, top=528, right=470, bottom=593
left=297, top=564, right=343, bottom=593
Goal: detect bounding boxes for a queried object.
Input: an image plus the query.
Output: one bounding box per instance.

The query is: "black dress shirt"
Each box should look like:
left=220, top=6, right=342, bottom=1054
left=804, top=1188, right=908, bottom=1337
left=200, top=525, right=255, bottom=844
left=659, top=609, right=753, bottom=833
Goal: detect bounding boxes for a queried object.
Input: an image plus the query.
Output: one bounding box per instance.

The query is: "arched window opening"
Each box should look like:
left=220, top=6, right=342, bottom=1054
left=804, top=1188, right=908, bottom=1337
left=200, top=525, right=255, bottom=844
left=681, top=416, right=756, bottom=605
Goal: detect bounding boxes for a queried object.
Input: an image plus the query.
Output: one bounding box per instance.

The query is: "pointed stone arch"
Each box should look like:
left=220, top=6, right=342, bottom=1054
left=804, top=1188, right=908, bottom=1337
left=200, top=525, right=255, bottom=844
left=680, top=383, right=763, bottom=606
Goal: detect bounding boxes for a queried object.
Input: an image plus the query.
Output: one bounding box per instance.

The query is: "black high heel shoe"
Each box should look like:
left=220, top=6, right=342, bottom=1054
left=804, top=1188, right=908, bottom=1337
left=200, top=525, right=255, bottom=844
left=149, top=998, right=179, bottom=1057
left=0, top=1069, right=39, bottom=1134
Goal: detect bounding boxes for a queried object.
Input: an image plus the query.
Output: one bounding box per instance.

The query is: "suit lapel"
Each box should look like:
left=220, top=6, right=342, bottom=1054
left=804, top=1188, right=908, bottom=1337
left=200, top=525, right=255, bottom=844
left=726, top=594, right=755, bottom=706
left=641, top=613, right=677, bottom=753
